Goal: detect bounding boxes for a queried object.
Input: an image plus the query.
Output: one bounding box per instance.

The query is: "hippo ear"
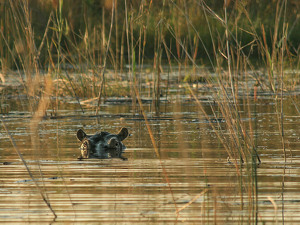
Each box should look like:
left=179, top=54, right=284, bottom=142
left=77, top=129, right=87, bottom=142
left=117, top=127, right=129, bottom=141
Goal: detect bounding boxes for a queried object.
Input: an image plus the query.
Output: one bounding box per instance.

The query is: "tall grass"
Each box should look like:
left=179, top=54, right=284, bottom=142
left=0, top=0, right=299, bottom=223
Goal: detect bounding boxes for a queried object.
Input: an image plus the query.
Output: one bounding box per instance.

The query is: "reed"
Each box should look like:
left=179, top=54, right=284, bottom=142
left=0, top=0, right=299, bottom=223
left=95, top=0, right=115, bottom=115
left=1, top=117, right=57, bottom=219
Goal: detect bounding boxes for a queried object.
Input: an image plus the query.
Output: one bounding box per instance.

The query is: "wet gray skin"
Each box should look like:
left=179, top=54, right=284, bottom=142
left=76, top=127, right=129, bottom=160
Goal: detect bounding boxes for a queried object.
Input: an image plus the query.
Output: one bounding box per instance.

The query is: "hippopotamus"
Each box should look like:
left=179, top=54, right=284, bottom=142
left=76, top=127, right=129, bottom=160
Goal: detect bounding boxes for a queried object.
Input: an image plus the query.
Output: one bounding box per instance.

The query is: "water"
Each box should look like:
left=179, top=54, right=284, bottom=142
left=0, top=89, right=300, bottom=224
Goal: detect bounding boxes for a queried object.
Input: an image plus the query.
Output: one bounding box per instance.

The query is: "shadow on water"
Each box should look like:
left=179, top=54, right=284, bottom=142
left=0, top=92, right=300, bottom=224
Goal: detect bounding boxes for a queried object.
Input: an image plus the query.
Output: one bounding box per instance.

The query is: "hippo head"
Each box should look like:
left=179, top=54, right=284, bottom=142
left=76, top=127, right=129, bottom=160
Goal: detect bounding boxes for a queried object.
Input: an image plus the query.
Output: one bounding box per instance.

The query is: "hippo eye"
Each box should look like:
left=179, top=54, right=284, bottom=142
left=81, top=140, right=90, bottom=150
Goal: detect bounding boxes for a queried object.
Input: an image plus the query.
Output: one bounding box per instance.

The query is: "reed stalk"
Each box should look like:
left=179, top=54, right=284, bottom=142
left=95, top=0, right=115, bottom=115
left=130, top=3, right=137, bottom=114
left=1, top=116, right=57, bottom=219
left=133, top=82, right=178, bottom=216
left=115, top=0, right=119, bottom=74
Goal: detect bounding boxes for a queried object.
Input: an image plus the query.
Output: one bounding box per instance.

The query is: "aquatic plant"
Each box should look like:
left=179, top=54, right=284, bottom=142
left=0, top=0, right=299, bottom=223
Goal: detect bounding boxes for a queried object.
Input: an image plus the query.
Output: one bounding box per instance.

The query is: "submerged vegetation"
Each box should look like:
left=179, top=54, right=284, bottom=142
left=0, top=0, right=299, bottom=223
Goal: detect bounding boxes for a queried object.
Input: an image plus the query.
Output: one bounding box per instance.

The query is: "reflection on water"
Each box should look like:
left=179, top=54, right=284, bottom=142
left=0, top=95, right=299, bottom=224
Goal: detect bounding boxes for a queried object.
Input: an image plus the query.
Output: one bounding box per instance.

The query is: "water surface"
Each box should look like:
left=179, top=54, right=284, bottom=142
left=0, top=89, right=300, bottom=224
